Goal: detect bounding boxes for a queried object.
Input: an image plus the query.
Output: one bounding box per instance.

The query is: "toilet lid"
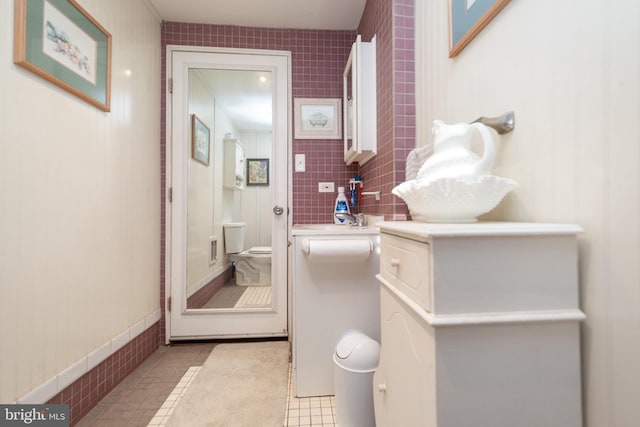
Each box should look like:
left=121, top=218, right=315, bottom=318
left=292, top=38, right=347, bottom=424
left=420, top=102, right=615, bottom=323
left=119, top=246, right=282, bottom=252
left=248, top=246, right=271, bottom=254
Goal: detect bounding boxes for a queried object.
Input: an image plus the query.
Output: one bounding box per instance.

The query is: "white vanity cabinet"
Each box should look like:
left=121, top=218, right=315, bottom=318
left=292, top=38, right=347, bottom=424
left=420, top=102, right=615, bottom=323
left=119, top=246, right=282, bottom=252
left=374, top=221, right=585, bottom=427
left=223, top=138, right=244, bottom=190
left=343, top=35, right=376, bottom=165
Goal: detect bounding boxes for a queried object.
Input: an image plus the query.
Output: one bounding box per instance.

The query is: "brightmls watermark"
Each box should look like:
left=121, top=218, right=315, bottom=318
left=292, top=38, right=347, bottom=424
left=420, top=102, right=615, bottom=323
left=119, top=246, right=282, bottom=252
left=0, top=405, right=68, bottom=426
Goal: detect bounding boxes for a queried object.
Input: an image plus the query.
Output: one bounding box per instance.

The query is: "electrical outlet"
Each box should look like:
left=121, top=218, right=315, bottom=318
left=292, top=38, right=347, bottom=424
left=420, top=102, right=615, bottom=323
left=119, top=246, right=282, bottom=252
left=318, top=182, right=335, bottom=193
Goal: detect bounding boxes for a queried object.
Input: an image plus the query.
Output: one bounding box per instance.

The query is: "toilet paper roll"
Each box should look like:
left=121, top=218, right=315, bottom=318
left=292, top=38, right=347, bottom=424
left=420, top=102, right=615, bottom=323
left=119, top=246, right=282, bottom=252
left=302, top=239, right=372, bottom=261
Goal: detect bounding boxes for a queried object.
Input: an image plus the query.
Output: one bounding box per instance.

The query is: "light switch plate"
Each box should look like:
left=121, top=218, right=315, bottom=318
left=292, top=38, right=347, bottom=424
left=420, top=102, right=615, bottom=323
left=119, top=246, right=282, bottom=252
left=318, top=182, right=334, bottom=192
left=295, top=154, right=306, bottom=172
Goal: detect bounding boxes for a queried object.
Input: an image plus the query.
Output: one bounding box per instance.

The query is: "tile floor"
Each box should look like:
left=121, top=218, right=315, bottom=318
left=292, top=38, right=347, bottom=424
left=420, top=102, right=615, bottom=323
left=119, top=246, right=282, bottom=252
left=284, top=364, right=337, bottom=427
left=75, top=342, right=215, bottom=427
left=76, top=342, right=339, bottom=427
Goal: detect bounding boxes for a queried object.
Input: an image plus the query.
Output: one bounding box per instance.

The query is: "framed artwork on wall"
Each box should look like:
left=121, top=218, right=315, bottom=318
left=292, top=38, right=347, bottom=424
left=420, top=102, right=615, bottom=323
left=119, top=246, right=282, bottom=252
left=246, top=158, right=269, bottom=186
left=449, top=0, right=511, bottom=57
left=14, top=0, right=112, bottom=111
left=294, top=98, right=342, bottom=139
left=191, top=114, right=210, bottom=166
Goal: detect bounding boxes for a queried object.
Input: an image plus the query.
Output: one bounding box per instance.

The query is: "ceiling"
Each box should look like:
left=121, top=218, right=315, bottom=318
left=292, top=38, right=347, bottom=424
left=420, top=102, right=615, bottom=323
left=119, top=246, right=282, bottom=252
left=147, top=0, right=367, bottom=31
left=193, top=69, right=274, bottom=132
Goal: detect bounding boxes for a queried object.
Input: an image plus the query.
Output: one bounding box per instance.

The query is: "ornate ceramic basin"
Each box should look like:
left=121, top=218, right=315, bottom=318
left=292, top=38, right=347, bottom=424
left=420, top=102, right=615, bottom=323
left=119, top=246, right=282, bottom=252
left=392, top=175, right=517, bottom=223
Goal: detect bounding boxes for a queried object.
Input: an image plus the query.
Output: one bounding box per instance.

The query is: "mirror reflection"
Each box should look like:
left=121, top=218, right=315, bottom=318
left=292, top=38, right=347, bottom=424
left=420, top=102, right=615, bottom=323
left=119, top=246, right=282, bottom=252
left=186, top=68, right=273, bottom=310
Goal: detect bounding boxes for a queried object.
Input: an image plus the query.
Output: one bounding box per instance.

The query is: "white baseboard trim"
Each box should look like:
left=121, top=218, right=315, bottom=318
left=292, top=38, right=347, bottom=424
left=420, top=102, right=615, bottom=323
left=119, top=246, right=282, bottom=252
left=16, top=308, right=162, bottom=404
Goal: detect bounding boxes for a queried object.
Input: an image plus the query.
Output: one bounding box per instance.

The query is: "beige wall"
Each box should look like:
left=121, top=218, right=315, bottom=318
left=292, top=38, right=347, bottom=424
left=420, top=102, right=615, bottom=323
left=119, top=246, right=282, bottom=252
left=416, top=1, right=640, bottom=426
left=0, top=0, right=161, bottom=403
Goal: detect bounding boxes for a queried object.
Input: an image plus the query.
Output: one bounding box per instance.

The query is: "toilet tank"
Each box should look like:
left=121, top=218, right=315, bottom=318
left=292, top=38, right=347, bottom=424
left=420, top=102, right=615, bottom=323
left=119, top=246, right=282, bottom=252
left=223, top=222, right=246, bottom=254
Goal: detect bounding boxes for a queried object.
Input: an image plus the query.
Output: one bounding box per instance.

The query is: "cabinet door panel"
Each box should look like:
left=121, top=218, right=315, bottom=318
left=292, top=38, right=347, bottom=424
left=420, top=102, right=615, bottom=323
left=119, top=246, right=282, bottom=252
left=374, top=285, right=436, bottom=427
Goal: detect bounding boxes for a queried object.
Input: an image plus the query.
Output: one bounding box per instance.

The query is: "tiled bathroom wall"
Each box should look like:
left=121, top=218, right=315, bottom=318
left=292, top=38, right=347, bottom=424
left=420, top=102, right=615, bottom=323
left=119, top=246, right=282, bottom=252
left=358, top=0, right=416, bottom=220
left=160, top=0, right=416, bottom=228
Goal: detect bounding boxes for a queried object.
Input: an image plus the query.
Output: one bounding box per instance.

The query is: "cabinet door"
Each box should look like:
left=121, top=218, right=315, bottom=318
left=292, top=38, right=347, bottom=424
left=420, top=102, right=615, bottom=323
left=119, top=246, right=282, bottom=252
left=374, top=284, right=436, bottom=427
left=343, top=35, right=376, bottom=165
left=223, top=139, right=244, bottom=190
left=343, top=37, right=358, bottom=164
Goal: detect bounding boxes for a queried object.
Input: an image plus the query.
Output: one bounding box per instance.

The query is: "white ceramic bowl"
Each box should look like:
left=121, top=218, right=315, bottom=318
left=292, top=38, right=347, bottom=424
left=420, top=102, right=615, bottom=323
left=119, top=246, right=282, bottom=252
left=392, top=175, right=518, bottom=223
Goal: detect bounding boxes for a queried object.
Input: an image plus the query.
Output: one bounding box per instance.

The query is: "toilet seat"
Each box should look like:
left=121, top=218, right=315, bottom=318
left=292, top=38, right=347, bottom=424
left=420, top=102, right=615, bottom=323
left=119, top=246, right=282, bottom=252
left=248, top=246, right=271, bottom=254
left=231, top=247, right=272, bottom=258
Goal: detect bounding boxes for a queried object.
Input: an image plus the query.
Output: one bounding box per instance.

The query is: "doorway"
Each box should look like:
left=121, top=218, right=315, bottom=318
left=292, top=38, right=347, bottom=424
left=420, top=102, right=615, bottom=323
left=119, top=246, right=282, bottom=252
left=165, top=46, right=291, bottom=340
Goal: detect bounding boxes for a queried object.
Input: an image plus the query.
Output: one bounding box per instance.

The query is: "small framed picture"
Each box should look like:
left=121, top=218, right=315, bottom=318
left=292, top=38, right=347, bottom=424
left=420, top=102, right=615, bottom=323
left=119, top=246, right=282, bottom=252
left=191, top=114, right=210, bottom=166
left=294, top=98, right=342, bottom=139
left=246, top=158, right=269, bottom=186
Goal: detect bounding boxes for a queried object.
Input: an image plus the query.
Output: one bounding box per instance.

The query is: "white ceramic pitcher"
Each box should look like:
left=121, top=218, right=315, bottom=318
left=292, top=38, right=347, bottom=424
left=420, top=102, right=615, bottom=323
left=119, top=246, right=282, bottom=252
left=416, top=120, right=496, bottom=184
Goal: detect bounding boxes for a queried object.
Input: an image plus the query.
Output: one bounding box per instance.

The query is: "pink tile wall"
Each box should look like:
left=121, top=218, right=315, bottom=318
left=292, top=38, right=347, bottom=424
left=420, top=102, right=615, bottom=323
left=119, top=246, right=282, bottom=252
left=358, top=0, right=415, bottom=220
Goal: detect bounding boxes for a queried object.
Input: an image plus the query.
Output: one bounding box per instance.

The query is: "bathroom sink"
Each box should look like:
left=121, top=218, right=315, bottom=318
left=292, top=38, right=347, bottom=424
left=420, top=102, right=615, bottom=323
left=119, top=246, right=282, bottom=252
left=292, top=223, right=379, bottom=235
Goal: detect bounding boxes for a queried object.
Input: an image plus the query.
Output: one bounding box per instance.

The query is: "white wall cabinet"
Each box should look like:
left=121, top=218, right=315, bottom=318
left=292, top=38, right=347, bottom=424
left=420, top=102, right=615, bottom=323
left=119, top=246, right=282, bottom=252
left=374, top=221, right=585, bottom=427
left=223, top=138, right=244, bottom=190
left=343, top=35, right=376, bottom=165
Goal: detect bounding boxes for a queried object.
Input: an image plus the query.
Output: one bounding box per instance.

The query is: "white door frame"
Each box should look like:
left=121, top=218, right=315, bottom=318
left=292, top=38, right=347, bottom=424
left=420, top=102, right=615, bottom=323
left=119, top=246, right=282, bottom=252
left=164, top=45, right=292, bottom=341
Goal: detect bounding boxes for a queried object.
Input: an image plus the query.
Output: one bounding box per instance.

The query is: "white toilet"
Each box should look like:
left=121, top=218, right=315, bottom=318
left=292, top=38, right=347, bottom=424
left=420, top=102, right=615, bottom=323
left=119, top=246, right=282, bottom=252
left=223, top=222, right=272, bottom=286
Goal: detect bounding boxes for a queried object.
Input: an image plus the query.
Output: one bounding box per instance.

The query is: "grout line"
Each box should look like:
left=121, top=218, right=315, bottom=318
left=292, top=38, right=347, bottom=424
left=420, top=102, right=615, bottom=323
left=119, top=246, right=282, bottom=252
left=148, top=366, right=202, bottom=427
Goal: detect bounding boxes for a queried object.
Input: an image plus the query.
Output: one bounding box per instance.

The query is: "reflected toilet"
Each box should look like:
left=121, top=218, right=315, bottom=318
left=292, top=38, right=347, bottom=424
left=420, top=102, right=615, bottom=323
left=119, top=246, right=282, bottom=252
left=223, top=222, right=272, bottom=286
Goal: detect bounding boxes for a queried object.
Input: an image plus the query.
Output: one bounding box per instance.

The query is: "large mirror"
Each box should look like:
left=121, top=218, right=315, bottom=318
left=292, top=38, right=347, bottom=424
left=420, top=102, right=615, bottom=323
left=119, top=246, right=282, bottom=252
left=185, top=68, right=273, bottom=310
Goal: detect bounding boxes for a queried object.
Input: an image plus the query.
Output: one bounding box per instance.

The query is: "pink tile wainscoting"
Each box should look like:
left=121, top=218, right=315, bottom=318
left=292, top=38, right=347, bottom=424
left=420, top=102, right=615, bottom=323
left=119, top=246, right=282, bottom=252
left=47, top=323, right=160, bottom=426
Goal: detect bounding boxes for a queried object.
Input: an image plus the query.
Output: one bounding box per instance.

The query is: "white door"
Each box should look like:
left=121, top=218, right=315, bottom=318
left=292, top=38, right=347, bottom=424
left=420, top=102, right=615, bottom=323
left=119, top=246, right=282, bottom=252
left=166, top=46, right=290, bottom=340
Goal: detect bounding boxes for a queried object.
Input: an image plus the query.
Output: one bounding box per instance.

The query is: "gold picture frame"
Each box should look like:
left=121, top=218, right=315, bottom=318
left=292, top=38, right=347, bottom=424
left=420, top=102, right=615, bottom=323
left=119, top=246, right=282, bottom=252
left=191, top=114, right=211, bottom=166
left=14, top=0, right=112, bottom=111
left=449, top=0, right=511, bottom=58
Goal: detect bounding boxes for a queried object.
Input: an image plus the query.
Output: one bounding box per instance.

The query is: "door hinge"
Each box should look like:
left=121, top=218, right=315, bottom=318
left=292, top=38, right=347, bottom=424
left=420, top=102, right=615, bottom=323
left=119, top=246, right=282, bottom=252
left=168, top=78, right=173, bottom=94
left=167, top=296, right=171, bottom=312
left=168, top=187, right=173, bottom=203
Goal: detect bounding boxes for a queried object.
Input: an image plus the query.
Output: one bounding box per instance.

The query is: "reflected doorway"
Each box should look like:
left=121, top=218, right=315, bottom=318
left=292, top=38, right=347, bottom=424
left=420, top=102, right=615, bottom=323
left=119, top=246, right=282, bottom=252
left=185, top=68, right=273, bottom=311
